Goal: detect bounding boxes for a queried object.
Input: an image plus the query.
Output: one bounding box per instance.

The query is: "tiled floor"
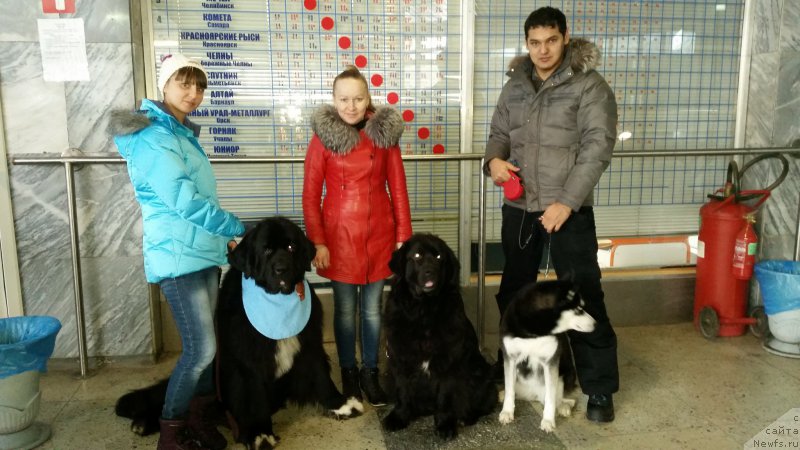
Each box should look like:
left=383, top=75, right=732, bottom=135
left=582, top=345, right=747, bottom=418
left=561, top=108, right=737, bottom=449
left=27, top=322, right=800, bottom=449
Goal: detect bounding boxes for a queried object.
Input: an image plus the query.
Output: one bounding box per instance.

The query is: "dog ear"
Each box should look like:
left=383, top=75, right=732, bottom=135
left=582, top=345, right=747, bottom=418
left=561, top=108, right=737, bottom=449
left=441, top=238, right=461, bottom=286
left=227, top=232, right=251, bottom=274
left=389, top=239, right=408, bottom=276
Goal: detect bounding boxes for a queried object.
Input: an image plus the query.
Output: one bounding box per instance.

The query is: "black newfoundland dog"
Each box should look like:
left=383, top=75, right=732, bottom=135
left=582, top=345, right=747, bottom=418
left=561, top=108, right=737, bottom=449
left=382, top=233, right=497, bottom=439
left=116, top=217, right=362, bottom=450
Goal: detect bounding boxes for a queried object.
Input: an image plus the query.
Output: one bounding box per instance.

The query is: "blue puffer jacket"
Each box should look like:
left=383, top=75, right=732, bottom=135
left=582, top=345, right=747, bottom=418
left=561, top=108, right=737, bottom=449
left=110, top=99, right=244, bottom=283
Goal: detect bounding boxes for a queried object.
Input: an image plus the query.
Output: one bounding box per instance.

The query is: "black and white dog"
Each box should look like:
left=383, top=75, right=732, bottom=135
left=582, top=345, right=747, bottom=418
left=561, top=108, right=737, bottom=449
left=497, top=280, right=596, bottom=433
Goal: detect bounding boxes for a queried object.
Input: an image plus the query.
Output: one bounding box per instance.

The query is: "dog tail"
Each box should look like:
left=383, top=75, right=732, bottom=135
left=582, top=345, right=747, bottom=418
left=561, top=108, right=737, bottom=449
left=114, top=378, right=169, bottom=418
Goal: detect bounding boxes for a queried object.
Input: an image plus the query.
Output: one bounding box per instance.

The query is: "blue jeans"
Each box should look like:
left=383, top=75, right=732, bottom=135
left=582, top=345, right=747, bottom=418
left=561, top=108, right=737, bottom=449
left=159, top=266, right=220, bottom=419
left=331, top=280, right=385, bottom=369
left=496, top=204, right=619, bottom=395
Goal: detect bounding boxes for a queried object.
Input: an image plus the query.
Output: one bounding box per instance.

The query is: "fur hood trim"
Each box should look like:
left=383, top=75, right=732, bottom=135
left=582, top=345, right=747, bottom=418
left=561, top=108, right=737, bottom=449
left=508, top=37, right=600, bottom=74
left=107, top=110, right=152, bottom=136
left=311, top=105, right=403, bottom=155
left=107, top=100, right=201, bottom=137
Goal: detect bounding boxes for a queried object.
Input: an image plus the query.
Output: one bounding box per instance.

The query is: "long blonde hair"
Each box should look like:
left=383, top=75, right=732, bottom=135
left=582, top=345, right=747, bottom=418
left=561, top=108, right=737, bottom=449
left=332, top=65, right=375, bottom=113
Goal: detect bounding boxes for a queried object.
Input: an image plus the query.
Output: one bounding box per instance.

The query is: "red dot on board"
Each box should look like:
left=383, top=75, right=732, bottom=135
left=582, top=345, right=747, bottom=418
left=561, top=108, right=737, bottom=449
left=433, top=144, right=445, bottom=154
left=371, top=74, right=383, bottom=87
left=418, top=127, right=430, bottom=140
left=402, top=110, right=415, bottom=122
left=354, top=55, right=368, bottom=68
left=386, top=92, right=399, bottom=104
left=304, top=0, right=317, bottom=10
left=338, top=36, right=351, bottom=49
left=321, top=17, right=334, bottom=30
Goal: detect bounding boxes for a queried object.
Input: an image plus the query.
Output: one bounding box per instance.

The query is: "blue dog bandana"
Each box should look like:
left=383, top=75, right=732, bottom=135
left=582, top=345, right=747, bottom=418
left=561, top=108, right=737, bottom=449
left=241, top=274, right=311, bottom=340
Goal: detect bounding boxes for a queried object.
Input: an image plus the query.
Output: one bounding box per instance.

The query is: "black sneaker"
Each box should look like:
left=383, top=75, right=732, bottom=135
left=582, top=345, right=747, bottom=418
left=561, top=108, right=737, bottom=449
left=586, top=393, right=615, bottom=423
left=341, top=367, right=362, bottom=400
left=359, top=367, right=389, bottom=406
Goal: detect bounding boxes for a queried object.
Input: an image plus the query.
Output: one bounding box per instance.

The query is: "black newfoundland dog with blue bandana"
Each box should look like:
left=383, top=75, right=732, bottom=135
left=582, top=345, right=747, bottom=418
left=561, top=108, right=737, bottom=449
left=116, top=217, right=362, bottom=450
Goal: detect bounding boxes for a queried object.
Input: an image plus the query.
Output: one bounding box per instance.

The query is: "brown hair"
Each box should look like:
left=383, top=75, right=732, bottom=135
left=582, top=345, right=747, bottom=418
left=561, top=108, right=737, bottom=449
left=171, top=66, right=208, bottom=90
left=332, top=65, right=375, bottom=113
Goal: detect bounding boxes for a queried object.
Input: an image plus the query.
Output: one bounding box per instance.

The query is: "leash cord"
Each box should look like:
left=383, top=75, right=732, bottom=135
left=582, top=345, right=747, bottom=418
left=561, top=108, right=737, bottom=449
left=543, top=235, right=552, bottom=277
left=518, top=211, right=535, bottom=249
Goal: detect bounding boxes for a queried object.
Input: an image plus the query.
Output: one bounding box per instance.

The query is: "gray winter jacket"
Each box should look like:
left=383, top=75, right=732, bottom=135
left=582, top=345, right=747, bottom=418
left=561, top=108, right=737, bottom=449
left=483, top=38, right=618, bottom=212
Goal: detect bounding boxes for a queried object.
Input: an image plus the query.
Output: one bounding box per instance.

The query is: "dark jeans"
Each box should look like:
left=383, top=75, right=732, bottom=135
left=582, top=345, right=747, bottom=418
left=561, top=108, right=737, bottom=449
left=331, top=279, right=385, bottom=369
left=496, top=204, right=619, bottom=395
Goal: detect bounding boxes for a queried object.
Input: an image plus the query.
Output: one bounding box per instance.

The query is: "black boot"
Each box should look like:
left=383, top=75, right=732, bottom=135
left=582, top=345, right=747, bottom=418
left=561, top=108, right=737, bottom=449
left=359, top=367, right=388, bottom=406
left=187, top=396, right=228, bottom=450
left=157, top=418, right=207, bottom=450
left=341, top=367, right=362, bottom=400
left=586, top=393, right=615, bottom=423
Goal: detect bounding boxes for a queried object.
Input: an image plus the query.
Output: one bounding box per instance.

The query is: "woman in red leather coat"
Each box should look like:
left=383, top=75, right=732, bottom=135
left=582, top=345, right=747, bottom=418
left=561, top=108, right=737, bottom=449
left=303, top=66, right=412, bottom=406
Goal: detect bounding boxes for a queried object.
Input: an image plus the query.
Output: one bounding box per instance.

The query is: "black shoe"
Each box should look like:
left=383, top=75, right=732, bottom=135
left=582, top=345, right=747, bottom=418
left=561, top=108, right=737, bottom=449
left=341, top=367, right=362, bottom=400
left=359, top=367, right=389, bottom=406
left=586, top=393, right=615, bottom=423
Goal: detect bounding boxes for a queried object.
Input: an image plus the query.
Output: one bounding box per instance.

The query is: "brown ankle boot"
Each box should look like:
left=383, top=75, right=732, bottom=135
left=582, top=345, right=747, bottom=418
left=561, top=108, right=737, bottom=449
left=157, top=418, right=206, bottom=450
left=188, top=396, right=227, bottom=450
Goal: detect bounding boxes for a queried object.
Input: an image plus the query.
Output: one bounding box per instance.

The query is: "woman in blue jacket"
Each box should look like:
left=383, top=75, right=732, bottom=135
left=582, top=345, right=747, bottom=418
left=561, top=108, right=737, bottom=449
left=110, top=54, right=243, bottom=450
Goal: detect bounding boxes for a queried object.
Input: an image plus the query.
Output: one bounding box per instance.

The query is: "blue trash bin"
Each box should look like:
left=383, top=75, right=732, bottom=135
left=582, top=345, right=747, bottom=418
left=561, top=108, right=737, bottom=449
left=754, top=260, right=800, bottom=358
left=0, top=316, right=61, bottom=450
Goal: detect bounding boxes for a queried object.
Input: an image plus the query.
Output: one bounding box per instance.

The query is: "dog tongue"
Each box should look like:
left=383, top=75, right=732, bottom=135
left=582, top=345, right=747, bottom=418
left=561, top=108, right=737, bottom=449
left=425, top=281, right=434, bottom=288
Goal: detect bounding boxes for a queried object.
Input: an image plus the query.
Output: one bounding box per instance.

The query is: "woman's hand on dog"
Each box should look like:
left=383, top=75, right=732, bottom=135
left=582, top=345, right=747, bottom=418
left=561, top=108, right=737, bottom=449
left=313, top=244, right=330, bottom=270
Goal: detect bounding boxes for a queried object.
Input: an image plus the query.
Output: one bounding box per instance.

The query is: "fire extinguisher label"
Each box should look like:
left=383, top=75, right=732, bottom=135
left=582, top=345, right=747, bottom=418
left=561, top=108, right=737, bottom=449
left=747, top=242, right=758, bottom=255
left=697, top=240, right=705, bottom=258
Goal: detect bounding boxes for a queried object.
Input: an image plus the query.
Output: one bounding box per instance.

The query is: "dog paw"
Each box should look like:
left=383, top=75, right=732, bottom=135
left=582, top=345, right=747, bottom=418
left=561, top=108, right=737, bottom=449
left=130, top=421, right=145, bottom=436
left=254, top=433, right=279, bottom=450
left=558, top=398, right=576, bottom=417
left=497, top=389, right=505, bottom=403
left=382, top=411, right=409, bottom=432
left=435, top=422, right=458, bottom=440
left=539, top=418, right=556, bottom=433
left=329, top=397, right=364, bottom=420
left=498, top=410, right=515, bottom=424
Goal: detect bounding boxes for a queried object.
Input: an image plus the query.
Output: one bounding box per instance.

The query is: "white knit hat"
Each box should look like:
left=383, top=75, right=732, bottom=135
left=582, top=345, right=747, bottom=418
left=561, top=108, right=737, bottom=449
left=157, top=53, right=207, bottom=95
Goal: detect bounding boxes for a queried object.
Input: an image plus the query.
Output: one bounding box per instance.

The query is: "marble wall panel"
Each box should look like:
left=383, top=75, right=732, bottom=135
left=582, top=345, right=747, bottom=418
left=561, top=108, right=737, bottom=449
left=9, top=162, right=151, bottom=357
left=74, top=164, right=143, bottom=258
left=781, top=0, right=800, bottom=51
left=773, top=53, right=800, bottom=147
left=0, top=0, right=55, bottom=42
left=65, top=43, right=135, bottom=153
left=63, top=0, right=131, bottom=43
left=752, top=0, right=782, bottom=54
left=0, top=42, right=70, bottom=154
left=745, top=53, right=779, bottom=147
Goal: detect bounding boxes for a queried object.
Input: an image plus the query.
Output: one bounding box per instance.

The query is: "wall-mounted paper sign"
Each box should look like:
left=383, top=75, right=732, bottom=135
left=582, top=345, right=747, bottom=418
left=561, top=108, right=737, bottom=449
left=37, top=18, right=90, bottom=82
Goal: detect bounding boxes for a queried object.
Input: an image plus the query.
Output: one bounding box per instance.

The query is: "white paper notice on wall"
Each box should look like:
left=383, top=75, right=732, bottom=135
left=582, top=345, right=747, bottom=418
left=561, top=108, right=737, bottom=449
left=37, top=18, right=90, bottom=82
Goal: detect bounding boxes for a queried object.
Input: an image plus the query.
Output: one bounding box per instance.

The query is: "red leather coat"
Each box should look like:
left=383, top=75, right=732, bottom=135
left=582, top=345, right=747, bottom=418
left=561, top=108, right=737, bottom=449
left=303, top=105, right=412, bottom=284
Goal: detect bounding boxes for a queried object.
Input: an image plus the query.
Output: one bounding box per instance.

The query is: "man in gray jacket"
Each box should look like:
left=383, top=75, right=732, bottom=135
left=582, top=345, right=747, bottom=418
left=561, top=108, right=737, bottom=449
left=484, top=6, right=619, bottom=423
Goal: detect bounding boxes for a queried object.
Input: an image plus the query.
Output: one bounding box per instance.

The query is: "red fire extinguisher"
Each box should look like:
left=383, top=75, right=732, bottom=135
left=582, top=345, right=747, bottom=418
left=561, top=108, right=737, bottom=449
left=732, top=213, right=758, bottom=280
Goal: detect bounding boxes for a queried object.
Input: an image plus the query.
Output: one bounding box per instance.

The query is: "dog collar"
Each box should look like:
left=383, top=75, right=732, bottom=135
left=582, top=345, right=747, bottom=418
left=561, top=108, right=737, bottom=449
left=241, top=275, right=311, bottom=340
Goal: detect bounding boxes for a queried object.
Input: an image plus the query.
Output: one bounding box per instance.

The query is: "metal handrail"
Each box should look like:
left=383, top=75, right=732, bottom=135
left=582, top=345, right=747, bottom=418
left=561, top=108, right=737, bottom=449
left=12, top=146, right=800, bottom=165
left=10, top=146, right=800, bottom=375
left=11, top=153, right=487, bottom=376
